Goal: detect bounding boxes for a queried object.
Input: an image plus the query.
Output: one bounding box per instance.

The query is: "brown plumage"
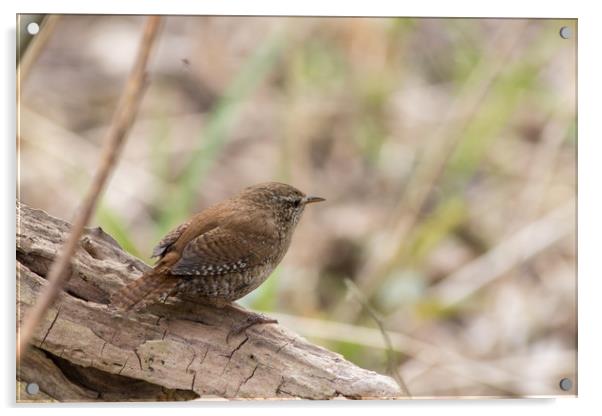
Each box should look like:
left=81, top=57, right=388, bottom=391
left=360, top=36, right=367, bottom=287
left=111, top=182, right=324, bottom=312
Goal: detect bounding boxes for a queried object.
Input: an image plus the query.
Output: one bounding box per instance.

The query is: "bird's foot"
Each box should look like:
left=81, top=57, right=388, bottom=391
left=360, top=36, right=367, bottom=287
left=227, top=312, right=278, bottom=343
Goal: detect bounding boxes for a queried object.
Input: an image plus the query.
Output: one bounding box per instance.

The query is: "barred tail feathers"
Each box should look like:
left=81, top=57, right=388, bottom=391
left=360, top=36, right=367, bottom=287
left=111, top=271, right=179, bottom=311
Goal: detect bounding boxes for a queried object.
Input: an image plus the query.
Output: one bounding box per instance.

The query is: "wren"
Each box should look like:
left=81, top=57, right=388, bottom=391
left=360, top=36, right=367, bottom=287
left=111, top=182, right=325, bottom=316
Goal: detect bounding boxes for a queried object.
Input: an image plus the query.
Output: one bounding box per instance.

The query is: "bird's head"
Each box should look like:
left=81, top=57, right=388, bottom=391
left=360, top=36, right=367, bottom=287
left=239, top=182, right=325, bottom=228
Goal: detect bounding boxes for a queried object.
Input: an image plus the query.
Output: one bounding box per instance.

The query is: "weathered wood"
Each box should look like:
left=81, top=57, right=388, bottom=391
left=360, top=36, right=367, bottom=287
left=16, top=202, right=401, bottom=401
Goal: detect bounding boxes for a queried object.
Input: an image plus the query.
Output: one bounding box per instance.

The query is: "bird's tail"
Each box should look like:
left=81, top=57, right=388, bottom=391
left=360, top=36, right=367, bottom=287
left=111, top=270, right=179, bottom=312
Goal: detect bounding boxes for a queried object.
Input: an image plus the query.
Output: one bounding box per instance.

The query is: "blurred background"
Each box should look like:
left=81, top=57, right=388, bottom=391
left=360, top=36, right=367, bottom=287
left=18, top=16, right=576, bottom=397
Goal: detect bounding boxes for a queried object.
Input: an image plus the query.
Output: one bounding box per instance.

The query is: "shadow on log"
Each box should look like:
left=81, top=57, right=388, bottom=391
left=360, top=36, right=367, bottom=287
left=16, top=202, right=401, bottom=402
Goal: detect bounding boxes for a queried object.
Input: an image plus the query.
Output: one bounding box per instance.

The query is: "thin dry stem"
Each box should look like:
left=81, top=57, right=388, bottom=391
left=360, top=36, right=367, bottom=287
left=17, top=16, right=163, bottom=362
left=344, top=278, right=411, bottom=397
left=17, top=15, right=61, bottom=85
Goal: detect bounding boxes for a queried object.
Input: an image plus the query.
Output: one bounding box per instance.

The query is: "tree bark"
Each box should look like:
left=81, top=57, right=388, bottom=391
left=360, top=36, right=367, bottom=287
left=16, top=202, right=401, bottom=402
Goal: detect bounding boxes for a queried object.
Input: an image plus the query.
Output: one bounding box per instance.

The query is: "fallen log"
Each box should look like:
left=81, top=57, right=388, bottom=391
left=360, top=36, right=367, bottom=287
left=16, top=202, right=401, bottom=401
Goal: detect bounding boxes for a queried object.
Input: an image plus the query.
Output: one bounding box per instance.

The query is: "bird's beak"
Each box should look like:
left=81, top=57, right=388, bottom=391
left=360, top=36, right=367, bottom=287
left=303, top=196, right=326, bottom=205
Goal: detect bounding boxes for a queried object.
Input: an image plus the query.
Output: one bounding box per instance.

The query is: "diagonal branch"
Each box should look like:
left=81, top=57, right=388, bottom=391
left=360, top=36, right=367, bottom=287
left=17, top=16, right=163, bottom=361
left=17, top=14, right=61, bottom=84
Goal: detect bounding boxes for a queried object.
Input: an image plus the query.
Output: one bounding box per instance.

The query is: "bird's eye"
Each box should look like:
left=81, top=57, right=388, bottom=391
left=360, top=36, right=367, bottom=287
left=292, top=198, right=301, bottom=207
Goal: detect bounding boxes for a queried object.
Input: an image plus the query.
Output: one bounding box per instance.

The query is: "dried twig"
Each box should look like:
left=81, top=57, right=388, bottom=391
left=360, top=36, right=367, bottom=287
left=344, top=278, right=411, bottom=397
left=17, top=14, right=61, bottom=85
left=17, top=16, right=163, bottom=361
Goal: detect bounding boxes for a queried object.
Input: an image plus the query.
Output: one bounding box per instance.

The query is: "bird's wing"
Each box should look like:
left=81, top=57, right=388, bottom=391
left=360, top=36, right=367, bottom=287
left=151, top=220, right=192, bottom=259
left=170, top=221, right=277, bottom=277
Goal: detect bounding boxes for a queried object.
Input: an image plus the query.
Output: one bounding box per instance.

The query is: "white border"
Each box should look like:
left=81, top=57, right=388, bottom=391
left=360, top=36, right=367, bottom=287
left=3, top=1, right=600, bottom=415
